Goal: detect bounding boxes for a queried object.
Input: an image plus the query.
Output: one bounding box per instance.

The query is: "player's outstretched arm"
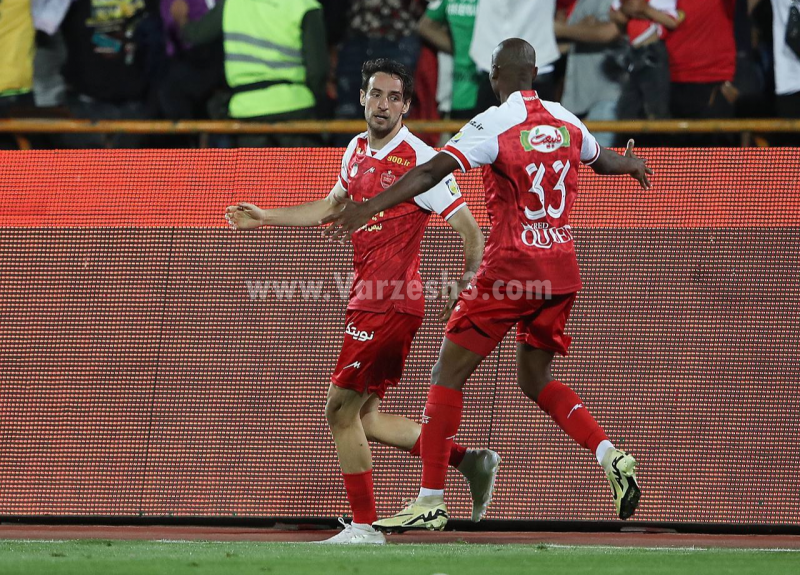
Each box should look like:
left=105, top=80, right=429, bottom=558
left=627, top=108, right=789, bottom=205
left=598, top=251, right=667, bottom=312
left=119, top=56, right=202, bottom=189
left=590, top=139, right=653, bottom=190
left=225, top=183, right=346, bottom=230
left=321, top=152, right=461, bottom=241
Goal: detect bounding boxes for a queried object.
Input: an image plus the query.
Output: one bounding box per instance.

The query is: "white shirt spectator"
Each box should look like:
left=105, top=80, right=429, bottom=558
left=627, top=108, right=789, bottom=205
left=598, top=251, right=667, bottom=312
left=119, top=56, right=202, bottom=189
left=772, top=0, right=800, bottom=95
left=469, top=0, right=559, bottom=73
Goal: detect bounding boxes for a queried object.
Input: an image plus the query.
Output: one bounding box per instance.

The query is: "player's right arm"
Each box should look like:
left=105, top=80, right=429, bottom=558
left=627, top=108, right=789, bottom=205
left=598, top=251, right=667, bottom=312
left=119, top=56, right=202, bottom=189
left=227, top=134, right=361, bottom=230
left=225, top=183, right=346, bottom=230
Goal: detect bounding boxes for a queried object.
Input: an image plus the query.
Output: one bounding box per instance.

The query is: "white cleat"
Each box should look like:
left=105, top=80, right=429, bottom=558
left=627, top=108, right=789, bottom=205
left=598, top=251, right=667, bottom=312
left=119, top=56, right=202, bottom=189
left=458, top=448, right=501, bottom=522
left=316, top=518, right=386, bottom=545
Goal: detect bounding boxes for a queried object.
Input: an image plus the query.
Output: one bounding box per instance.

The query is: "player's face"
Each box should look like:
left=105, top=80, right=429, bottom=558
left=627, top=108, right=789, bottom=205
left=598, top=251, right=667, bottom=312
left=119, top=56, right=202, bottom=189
left=360, top=72, right=410, bottom=137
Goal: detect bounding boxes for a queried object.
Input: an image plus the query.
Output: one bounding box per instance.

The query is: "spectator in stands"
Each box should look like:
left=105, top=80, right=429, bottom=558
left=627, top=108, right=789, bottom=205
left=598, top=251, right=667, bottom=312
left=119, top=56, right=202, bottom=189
left=0, top=0, right=35, bottom=150
left=555, top=0, right=627, bottom=146
left=174, top=0, right=328, bottom=147
left=752, top=0, right=800, bottom=121
left=418, top=0, right=480, bottom=119
left=665, top=0, right=738, bottom=145
left=0, top=0, right=36, bottom=113
left=158, top=0, right=224, bottom=122
left=334, top=1, right=425, bottom=126
left=611, top=0, right=683, bottom=126
left=470, top=0, right=560, bottom=106
left=59, top=0, right=157, bottom=148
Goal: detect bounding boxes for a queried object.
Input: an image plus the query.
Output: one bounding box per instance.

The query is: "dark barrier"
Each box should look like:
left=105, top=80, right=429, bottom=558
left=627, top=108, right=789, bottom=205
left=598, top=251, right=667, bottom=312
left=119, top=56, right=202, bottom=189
left=0, top=149, right=798, bottom=524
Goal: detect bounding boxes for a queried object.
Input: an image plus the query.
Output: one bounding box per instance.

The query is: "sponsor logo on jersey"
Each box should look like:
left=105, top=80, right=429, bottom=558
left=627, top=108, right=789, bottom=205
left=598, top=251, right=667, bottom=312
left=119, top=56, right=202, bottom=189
left=450, top=131, right=464, bottom=143
left=387, top=155, right=411, bottom=167
left=468, top=120, right=484, bottom=131
left=345, top=322, right=375, bottom=342
left=520, top=125, right=571, bottom=153
left=521, top=223, right=574, bottom=248
left=381, top=171, right=396, bottom=189
left=364, top=166, right=376, bottom=174
left=446, top=177, right=459, bottom=196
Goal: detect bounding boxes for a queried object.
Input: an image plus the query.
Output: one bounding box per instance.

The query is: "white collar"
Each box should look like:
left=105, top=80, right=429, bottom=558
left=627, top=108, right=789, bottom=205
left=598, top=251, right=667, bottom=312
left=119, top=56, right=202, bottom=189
left=366, top=125, right=408, bottom=160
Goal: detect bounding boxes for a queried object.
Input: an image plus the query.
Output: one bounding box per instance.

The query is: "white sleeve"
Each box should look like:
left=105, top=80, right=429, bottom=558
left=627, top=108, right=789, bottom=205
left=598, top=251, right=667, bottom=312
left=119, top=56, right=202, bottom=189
left=651, top=0, right=679, bottom=18
left=577, top=118, right=601, bottom=165
left=413, top=173, right=466, bottom=221
left=338, top=136, right=360, bottom=192
left=441, top=110, right=500, bottom=171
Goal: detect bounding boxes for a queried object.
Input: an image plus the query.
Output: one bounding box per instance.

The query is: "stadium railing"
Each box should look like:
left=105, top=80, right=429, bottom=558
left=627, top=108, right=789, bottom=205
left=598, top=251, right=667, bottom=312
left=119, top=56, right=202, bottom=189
left=1, top=118, right=800, bottom=148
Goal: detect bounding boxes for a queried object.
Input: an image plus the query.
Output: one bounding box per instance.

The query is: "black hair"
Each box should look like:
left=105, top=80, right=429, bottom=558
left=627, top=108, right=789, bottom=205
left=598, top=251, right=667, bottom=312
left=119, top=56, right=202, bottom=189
left=360, top=59, right=414, bottom=102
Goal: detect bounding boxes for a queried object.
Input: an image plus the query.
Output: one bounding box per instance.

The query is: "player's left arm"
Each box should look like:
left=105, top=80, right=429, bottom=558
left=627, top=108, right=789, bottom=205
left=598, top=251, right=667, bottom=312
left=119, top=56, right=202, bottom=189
left=440, top=206, right=484, bottom=322
left=591, top=139, right=653, bottom=190
left=321, top=153, right=461, bottom=241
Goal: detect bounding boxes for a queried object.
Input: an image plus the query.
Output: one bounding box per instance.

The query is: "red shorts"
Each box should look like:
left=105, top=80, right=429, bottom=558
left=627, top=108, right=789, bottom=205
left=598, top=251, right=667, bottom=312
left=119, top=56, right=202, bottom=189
left=331, top=307, right=423, bottom=399
left=445, top=273, right=577, bottom=358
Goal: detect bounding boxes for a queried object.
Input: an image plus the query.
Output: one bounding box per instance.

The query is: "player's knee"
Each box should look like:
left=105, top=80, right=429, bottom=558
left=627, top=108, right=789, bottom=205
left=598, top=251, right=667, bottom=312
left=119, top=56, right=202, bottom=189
left=325, top=396, right=352, bottom=429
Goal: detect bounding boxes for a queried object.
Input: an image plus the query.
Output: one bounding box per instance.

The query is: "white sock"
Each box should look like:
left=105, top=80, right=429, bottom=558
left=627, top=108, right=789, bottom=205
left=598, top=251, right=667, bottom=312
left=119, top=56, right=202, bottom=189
left=418, top=487, right=445, bottom=499
left=351, top=521, right=374, bottom=531
left=595, top=440, right=615, bottom=466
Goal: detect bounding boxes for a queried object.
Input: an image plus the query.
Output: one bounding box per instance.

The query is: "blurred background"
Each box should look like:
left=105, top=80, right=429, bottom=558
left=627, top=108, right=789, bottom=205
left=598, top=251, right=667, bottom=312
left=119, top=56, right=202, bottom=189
left=0, top=0, right=798, bottom=149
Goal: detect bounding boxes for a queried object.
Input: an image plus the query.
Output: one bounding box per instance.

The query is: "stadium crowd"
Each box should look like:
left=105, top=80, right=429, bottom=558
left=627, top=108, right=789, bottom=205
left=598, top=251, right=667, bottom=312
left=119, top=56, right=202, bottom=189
left=1, top=0, right=798, bottom=148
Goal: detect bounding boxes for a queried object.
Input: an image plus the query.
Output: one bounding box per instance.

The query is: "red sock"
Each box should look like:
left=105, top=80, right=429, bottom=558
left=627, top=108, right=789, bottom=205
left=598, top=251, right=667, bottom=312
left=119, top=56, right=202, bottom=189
left=536, top=380, right=608, bottom=453
left=410, top=437, right=467, bottom=468
left=342, top=469, right=377, bottom=524
left=420, top=385, right=463, bottom=490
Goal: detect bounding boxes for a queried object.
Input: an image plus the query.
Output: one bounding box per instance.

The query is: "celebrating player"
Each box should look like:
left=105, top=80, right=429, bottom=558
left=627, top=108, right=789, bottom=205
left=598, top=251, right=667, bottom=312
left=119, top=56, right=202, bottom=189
left=225, top=59, right=499, bottom=544
left=322, top=39, right=653, bottom=531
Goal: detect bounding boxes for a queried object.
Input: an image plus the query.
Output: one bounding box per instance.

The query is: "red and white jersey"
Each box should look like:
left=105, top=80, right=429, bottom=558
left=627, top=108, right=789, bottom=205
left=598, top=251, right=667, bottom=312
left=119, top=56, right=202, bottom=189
left=611, top=0, right=679, bottom=46
left=442, top=90, right=600, bottom=294
left=339, top=126, right=466, bottom=317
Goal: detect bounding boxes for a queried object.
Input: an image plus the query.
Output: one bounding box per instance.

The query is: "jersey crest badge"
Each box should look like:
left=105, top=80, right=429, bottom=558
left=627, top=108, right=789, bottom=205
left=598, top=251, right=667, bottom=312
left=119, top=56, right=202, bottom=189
left=520, top=125, right=571, bottom=153
left=381, top=171, right=396, bottom=189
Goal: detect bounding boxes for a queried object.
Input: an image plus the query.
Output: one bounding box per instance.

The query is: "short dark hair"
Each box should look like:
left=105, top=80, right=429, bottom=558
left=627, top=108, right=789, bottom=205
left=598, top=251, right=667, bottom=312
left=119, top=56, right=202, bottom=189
left=361, top=59, right=414, bottom=102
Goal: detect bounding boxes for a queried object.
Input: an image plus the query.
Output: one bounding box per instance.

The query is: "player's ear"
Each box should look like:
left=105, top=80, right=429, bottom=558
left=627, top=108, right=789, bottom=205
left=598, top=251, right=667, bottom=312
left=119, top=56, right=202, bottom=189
left=402, top=99, right=411, bottom=115
left=360, top=90, right=366, bottom=106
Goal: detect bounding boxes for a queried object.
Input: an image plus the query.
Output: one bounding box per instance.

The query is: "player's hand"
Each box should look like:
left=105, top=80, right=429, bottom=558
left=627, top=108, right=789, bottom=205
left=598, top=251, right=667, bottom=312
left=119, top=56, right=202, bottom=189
left=320, top=199, right=375, bottom=243
left=438, top=273, right=473, bottom=323
left=624, top=139, right=653, bottom=191
left=225, top=202, right=266, bottom=230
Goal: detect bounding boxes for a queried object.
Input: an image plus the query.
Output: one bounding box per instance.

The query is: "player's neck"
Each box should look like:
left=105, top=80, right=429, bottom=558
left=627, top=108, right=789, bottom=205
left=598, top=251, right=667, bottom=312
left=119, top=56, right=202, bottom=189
left=367, top=122, right=404, bottom=151
left=498, top=77, right=535, bottom=104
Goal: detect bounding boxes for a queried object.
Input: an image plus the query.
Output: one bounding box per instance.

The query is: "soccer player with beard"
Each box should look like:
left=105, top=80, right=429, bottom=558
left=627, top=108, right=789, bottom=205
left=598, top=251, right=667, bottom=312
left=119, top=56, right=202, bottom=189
left=225, top=59, right=499, bottom=544
left=323, top=40, right=653, bottom=531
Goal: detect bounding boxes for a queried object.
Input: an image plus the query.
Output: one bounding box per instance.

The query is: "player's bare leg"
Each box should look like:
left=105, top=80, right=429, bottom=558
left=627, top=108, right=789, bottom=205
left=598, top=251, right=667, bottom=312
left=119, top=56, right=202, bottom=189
left=319, top=385, right=385, bottom=544
left=360, top=394, right=500, bottom=521
left=373, top=338, right=485, bottom=531
left=515, top=342, right=640, bottom=519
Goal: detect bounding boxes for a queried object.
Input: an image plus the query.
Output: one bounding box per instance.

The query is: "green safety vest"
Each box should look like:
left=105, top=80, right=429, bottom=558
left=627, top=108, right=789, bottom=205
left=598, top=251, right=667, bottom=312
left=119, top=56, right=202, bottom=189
left=222, top=0, right=320, bottom=118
